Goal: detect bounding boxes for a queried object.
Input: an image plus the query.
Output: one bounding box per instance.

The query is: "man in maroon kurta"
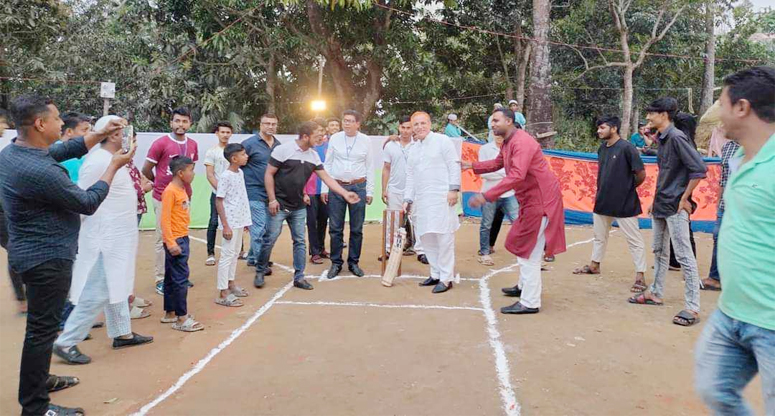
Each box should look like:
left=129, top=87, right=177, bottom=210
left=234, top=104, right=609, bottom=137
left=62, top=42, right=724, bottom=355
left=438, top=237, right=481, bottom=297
left=464, top=109, right=566, bottom=314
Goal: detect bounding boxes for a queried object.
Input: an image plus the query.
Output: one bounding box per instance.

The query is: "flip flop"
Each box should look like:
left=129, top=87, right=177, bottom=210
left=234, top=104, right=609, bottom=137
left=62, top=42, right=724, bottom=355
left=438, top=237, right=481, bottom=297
left=673, top=310, right=700, bottom=326
left=160, top=316, right=177, bottom=324
left=131, top=297, right=153, bottom=308
left=172, top=316, right=205, bottom=332
left=573, top=265, right=600, bottom=275
left=627, top=293, right=663, bottom=306
left=630, top=282, right=648, bottom=293
left=130, top=305, right=151, bottom=320
left=230, top=286, right=249, bottom=297
left=215, top=294, right=244, bottom=307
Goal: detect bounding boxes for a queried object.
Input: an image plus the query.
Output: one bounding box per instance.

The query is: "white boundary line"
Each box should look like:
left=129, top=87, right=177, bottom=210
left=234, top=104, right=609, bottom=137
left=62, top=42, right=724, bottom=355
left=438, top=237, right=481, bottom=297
left=132, top=281, right=294, bottom=416
left=276, top=300, right=484, bottom=312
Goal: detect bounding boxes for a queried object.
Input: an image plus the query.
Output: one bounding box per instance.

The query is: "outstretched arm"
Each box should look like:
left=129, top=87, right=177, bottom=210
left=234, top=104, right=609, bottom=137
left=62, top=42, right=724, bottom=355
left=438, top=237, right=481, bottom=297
left=483, top=144, right=534, bottom=201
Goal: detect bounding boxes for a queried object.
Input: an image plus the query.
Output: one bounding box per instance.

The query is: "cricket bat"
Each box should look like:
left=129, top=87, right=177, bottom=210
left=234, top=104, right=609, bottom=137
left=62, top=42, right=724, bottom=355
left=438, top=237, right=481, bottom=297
left=381, top=224, right=407, bottom=287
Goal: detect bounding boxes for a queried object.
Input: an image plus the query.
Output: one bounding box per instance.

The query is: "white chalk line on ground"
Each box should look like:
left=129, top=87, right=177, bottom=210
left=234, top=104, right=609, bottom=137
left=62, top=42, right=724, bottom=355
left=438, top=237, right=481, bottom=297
left=276, top=300, right=484, bottom=312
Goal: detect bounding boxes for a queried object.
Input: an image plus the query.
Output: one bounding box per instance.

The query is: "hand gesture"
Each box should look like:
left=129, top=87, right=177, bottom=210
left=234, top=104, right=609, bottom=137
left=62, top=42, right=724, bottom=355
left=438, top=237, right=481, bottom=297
left=321, top=193, right=329, bottom=205
left=468, top=193, right=486, bottom=208
left=98, top=118, right=127, bottom=136
left=303, top=194, right=311, bottom=206
left=268, top=200, right=280, bottom=216
left=168, top=245, right=182, bottom=256
left=223, top=225, right=233, bottom=241
left=111, top=140, right=136, bottom=168
left=366, top=196, right=373, bottom=205
left=344, top=192, right=360, bottom=204
left=678, top=198, right=693, bottom=215
left=447, top=191, right=459, bottom=207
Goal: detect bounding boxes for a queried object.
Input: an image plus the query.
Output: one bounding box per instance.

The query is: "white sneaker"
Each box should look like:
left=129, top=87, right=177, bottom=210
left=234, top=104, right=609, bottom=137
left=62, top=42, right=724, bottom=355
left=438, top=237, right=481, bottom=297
left=205, top=256, right=216, bottom=266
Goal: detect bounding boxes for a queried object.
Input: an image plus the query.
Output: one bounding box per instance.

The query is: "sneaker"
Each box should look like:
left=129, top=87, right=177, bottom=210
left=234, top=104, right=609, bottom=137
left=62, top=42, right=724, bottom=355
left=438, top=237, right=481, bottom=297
left=205, top=256, right=216, bottom=266
left=155, top=281, right=164, bottom=295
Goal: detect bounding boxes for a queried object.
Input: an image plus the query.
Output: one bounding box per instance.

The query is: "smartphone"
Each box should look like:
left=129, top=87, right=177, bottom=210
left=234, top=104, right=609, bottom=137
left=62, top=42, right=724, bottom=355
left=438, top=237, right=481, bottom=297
left=122, top=125, right=133, bottom=153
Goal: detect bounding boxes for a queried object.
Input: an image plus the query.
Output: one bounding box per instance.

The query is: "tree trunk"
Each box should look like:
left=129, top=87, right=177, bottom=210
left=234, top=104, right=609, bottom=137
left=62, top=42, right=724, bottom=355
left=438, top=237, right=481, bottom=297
left=699, top=1, right=716, bottom=116
left=621, top=65, right=634, bottom=139
left=496, top=37, right=513, bottom=100
left=515, top=42, right=531, bottom=112
left=526, top=0, right=553, bottom=147
left=265, top=52, right=277, bottom=114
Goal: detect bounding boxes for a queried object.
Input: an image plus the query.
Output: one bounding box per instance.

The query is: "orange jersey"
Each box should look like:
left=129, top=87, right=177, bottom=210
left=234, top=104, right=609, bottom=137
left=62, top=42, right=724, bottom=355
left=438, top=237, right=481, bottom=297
left=160, top=182, right=190, bottom=248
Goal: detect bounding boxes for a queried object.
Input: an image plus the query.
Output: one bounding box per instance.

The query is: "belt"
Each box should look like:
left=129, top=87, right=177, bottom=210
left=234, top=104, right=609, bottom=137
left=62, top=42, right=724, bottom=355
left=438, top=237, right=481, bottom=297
left=336, top=178, right=366, bottom=185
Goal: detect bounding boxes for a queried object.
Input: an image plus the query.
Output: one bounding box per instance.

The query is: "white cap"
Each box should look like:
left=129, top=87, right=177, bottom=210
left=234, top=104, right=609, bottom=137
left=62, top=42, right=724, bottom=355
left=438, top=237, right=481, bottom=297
left=508, top=99, right=518, bottom=105
left=94, top=115, right=121, bottom=133
left=447, top=114, right=458, bottom=121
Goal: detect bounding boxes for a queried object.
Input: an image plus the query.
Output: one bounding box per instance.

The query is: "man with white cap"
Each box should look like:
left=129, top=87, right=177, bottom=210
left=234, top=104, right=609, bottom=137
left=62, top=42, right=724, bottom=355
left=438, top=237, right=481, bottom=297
left=444, top=113, right=462, bottom=138
left=404, top=111, right=461, bottom=294
left=509, top=100, right=519, bottom=113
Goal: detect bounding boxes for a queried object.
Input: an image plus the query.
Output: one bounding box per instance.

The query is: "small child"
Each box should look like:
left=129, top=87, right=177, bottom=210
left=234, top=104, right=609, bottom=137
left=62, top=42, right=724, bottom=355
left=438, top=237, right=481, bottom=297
left=215, top=143, right=252, bottom=306
left=160, top=156, right=203, bottom=332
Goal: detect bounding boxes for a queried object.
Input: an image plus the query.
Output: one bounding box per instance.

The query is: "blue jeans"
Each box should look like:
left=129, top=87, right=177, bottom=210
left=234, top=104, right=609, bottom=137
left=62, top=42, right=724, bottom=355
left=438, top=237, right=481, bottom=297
left=708, top=210, right=723, bottom=281
left=479, top=196, right=519, bottom=255
left=247, top=200, right=268, bottom=269
left=164, top=236, right=190, bottom=317
left=328, top=182, right=367, bottom=267
left=258, top=208, right=307, bottom=281
left=695, top=310, right=775, bottom=415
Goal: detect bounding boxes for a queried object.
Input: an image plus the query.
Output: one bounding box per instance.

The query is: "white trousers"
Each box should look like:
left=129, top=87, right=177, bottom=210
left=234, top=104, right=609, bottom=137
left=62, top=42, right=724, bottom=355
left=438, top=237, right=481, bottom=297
left=516, top=217, right=548, bottom=308
left=420, top=232, right=455, bottom=284
left=386, top=190, right=424, bottom=255
left=153, top=198, right=165, bottom=283
left=217, top=227, right=243, bottom=290
left=591, top=214, right=647, bottom=273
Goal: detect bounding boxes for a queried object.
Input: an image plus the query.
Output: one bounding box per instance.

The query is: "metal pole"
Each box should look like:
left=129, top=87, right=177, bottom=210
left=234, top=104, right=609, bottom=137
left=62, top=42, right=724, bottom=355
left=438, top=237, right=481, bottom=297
left=103, top=98, right=110, bottom=116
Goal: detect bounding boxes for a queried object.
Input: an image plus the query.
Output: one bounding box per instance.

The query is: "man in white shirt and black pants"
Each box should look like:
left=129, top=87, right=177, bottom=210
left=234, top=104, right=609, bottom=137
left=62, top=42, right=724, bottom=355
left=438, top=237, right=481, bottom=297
left=381, top=116, right=426, bottom=263
left=322, top=110, right=374, bottom=278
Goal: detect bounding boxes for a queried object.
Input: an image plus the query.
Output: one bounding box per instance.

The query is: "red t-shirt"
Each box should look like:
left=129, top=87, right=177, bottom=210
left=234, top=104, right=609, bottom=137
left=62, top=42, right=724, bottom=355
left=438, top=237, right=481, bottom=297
left=146, top=134, right=199, bottom=200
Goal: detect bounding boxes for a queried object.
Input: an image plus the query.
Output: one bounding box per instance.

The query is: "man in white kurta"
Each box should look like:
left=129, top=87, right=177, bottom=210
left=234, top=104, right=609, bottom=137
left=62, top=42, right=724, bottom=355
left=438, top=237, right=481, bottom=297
left=53, top=117, right=152, bottom=365
left=404, top=112, right=461, bottom=294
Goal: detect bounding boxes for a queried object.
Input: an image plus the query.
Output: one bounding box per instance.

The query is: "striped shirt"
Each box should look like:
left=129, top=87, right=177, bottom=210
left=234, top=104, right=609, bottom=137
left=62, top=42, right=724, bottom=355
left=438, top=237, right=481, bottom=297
left=718, top=140, right=741, bottom=212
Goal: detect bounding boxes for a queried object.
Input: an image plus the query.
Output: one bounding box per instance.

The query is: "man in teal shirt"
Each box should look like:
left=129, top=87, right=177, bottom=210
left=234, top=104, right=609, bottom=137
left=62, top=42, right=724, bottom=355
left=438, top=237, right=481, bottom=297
left=59, top=112, right=92, bottom=182
left=694, top=66, right=775, bottom=416
left=444, top=113, right=462, bottom=138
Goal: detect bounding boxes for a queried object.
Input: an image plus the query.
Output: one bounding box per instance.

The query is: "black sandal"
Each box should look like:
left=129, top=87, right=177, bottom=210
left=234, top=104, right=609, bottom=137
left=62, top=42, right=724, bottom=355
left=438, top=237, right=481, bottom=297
left=47, top=404, right=85, bottom=416
left=673, top=310, right=700, bottom=327
left=47, top=374, right=80, bottom=392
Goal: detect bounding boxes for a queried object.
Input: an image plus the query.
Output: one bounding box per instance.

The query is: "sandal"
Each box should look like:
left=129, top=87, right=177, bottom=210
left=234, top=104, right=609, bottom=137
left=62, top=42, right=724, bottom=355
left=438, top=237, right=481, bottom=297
left=627, top=293, right=663, bottom=306
left=700, top=278, right=721, bottom=291
left=47, top=374, right=80, bottom=393
left=630, top=281, right=648, bottom=293
left=573, top=265, right=600, bottom=275
left=172, top=316, right=204, bottom=332
left=673, top=310, right=700, bottom=326
left=160, top=316, right=177, bottom=324
left=130, top=305, right=151, bottom=320
left=230, top=286, right=249, bottom=297
left=215, top=294, right=244, bottom=308
left=131, top=297, right=153, bottom=308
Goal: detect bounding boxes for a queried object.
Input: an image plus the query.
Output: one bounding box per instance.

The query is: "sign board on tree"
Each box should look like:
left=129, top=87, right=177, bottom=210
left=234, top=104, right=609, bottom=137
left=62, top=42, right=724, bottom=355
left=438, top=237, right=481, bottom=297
left=100, top=82, right=116, bottom=99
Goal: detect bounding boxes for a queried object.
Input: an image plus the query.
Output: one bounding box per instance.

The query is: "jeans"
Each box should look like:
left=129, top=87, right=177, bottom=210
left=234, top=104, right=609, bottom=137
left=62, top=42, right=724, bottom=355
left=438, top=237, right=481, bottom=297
left=695, top=310, right=775, bottom=415
left=651, top=211, right=701, bottom=312
left=670, top=224, right=697, bottom=268
left=246, top=200, right=268, bottom=269
left=328, top=182, right=367, bottom=267
left=479, top=196, right=519, bottom=255
left=19, top=258, right=73, bottom=416
left=259, top=208, right=307, bottom=281
left=708, top=211, right=723, bottom=281
left=164, top=237, right=190, bottom=317
left=306, top=194, right=328, bottom=256
left=55, top=254, right=131, bottom=347
left=206, top=193, right=219, bottom=256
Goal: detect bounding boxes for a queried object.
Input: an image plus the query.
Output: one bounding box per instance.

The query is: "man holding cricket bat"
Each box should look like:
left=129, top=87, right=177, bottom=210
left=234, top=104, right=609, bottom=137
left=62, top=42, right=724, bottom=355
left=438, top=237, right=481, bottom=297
left=403, top=112, right=461, bottom=294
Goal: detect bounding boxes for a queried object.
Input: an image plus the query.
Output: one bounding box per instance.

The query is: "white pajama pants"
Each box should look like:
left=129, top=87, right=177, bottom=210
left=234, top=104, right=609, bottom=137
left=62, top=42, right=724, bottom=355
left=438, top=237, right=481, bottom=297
left=591, top=214, right=647, bottom=273
left=386, top=190, right=424, bottom=255
left=516, top=217, right=548, bottom=309
left=153, top=198, right=164, bottom=283
left=217, top=227, right=243, bottom=290
left=419, top=232, right=455, bottom=284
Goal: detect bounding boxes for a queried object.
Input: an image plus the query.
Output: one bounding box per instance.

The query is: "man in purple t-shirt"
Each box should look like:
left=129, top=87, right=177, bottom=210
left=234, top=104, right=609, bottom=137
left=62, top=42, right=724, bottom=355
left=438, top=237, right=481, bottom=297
left=142, top=107, right=199, bottom=295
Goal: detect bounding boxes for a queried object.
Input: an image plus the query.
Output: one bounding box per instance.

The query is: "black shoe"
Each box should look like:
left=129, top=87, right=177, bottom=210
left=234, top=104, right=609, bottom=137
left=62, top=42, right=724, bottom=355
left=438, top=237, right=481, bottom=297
left=264, top=267, right=273, bottom=276
left=501, top=285, right=522, bottom=297
left=268, top=261, right=274, bottom=267
left=294, top=279, right=314, bottom=290
left=327, top=264, right=342, bottom=279
left=47, top=404, right=85, bottom=416
left=419, top=277, right=439, bottom=287
left=47, top=374, right=80, bottom=393
left=349, top=264, right=364, bottom=277
left=417, top=254, right=429, bottom=264
left=112, top=332, right=154, bottom=350
left=501, top=301, right=540, bottom=314
left=53, top=345, right=91, bottom=365
left=432, top=281, right=452, bottom=293
left=186, top=280, right=194, bottom=288
left=254, top=272, right=265, bottom=288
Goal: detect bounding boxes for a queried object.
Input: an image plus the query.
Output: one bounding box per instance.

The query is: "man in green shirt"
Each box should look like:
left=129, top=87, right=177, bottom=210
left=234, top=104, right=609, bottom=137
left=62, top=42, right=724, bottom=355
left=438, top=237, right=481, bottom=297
left=695, top=66, right=775, bottom=416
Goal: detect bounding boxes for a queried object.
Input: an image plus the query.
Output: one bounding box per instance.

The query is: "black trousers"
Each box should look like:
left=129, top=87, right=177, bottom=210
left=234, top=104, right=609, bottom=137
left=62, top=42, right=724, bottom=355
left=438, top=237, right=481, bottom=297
left=206, top=193, right=218, bottom=256
left=490, top=209, right=505, bottom=248
left=19, top=258, right=73, bottom=416
left=306, top=194, right=329, bottom=256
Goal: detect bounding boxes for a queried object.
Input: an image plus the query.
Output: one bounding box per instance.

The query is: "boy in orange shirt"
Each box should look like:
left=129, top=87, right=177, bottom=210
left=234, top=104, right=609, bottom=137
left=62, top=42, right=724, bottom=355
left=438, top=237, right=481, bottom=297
left=160, top=156, right=203, bottom=332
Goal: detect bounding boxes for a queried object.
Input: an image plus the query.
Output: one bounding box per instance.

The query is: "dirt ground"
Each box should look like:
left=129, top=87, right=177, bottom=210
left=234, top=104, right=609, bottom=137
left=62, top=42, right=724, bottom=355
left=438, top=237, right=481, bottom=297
left=0, top=223, right=764, bottom=415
